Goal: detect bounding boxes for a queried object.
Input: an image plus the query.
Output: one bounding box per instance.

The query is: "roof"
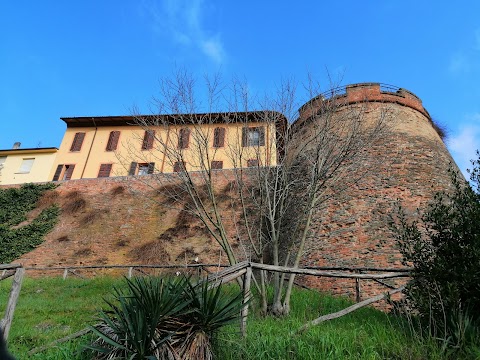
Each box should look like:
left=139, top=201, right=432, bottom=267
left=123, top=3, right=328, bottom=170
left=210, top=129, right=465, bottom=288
left=0, top=147, right=58, bottom=155
left=61, top=111, right=288, bottom=128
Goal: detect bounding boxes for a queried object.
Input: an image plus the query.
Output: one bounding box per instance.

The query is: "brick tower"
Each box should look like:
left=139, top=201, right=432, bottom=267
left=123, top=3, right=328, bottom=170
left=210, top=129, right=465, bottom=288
left=293, top=83, right=458, bottom=298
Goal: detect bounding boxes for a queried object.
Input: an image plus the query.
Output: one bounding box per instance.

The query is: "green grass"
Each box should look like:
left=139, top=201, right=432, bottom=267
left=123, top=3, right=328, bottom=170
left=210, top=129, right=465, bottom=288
left=0, top=276, right=124, bottom=359
left=0, top=276, right=451, bottom=359
left=216, top=289, right=445, bottom=360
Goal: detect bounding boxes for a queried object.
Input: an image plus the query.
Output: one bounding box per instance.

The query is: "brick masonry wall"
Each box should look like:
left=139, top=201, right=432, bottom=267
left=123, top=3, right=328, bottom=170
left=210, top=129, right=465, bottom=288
left=296, top=88, right=458, bottom=301
left=17, top=172, right=240, bottom=270
left=12, top=84, right=459, bottom=303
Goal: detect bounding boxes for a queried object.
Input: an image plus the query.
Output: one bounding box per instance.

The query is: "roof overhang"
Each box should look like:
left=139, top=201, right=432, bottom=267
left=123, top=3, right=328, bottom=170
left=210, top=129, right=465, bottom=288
left=61, top=111, right=288, bottom=128
left=0, top=147, right=58, bottom=156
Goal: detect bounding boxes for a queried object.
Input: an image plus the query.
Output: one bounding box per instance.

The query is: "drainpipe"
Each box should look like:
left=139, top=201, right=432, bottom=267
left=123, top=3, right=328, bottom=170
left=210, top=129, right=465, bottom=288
left=160, top=126, right=170, bottom=173
left=266, top=122, right=270, bottom=166
left=81, top=118, right=98, bottom=179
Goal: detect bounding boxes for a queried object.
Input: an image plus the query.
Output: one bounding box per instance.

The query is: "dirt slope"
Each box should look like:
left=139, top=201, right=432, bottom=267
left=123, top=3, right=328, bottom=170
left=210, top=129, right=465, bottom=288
left=17, top=176, right=238, bottom=269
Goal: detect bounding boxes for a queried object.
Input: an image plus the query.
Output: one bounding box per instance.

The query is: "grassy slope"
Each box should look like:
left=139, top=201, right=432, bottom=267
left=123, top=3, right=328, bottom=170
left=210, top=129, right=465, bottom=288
left=1, top=276, right=446, bottom=360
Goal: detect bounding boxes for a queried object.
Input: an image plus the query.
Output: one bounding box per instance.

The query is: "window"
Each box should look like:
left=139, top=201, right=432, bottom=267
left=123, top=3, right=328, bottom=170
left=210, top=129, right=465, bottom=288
left=141, top=130, right=155, bottom=150
left=173, top=161, right=186, bottom=172
left=213, top=127, right=226, bottom=148
left=211, top=160, right=223, bottom=170
left=138, top=163, right=150, bottom=175
left=98, top=164, right=113, bottom=178
left=70, top=132, right=85, bottom=151
left=128, top=162, right=155, bottom=176
left=106, top=131, right=120, bottom=151
left=0, top=156, right=6, bottom=167
left=242, top=127, right=265, bottom=147
left=247, top=159, right=259, bottom=167
left=178, top=128, right=190, bottom=149
left=52, top=164, right=75, bottom=181
left=18, top=158, right=34, bottom=173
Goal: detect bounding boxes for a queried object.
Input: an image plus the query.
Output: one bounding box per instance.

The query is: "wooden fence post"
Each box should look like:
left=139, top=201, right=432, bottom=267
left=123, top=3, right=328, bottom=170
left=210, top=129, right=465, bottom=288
left=62, top=268, right=68, bottom=280
left=240, top=266, right=252, bottom=337
left=128, top=267, right=133, bottom=279
left=355, top=270, right=361, bottom=303
left=0, top=267, right=25, bottom=340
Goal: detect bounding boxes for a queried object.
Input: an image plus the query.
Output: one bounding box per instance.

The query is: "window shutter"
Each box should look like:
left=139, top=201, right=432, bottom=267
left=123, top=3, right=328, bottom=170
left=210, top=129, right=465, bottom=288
left=142, top=130, right=155, bottom=150
left=148, top=162, right=155, bottom=174
left=173, top=161, right=186, bottom=172
left=128, top=162, right=138, bottom=176
left=213, top=127, right=225, bottom=147
left=178, top=128, right=190, bottom=149
left=53, top=164, right=63, bottom=181
left=98, top=164, right=112, bottom=178
left=64, top=165, right=75, bottom=180
left=211, top=160, right=223, bottom=169
left=242, top=127, right=248, bottom=147
left=259, top=127, right=265, bottom=146
left=70, top=132, right=85, bottom=151
left=106, top=131, right=120, bottom=151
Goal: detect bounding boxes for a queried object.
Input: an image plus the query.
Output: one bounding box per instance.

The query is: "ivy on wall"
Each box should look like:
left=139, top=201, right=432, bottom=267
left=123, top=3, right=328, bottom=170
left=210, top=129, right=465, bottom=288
left=0, top=183, right=59, bottom=263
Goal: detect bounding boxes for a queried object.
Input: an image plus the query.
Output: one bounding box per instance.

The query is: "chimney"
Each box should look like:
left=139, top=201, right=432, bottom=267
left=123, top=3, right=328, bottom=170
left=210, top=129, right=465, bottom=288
left=12, top=142, right=21, bottom=149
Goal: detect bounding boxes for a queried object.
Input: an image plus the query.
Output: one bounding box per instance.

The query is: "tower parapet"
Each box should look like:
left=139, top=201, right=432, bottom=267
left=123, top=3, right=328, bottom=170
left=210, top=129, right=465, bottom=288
left=298, top=83, right=431, bottom=126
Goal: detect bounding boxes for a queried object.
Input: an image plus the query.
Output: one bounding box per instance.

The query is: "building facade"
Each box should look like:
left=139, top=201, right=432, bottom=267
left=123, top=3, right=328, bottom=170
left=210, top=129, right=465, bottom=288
left=0, top=147, right=58, bottom=185
left=50, top=112, right=284, bottom=181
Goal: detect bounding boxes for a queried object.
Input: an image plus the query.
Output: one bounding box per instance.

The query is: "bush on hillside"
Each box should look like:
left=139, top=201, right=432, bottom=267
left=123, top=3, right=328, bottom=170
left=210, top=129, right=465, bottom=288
left=393, top=152, right=480, bottom=353
left=0, top=183, right=58, bottom=263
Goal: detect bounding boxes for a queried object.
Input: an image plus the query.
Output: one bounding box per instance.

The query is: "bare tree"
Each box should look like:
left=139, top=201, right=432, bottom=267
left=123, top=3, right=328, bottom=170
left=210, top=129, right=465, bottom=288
left=120, top=70, right=393, bottom=315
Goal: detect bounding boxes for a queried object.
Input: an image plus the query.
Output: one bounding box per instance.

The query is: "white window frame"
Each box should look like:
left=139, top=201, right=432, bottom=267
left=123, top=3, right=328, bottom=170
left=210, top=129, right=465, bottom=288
left=17, top=158, right=35, bottom=174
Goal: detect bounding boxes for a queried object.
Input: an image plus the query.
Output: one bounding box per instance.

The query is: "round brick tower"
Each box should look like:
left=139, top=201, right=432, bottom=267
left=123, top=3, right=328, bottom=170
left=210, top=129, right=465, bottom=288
left=293, top=83, right=458, bottom=299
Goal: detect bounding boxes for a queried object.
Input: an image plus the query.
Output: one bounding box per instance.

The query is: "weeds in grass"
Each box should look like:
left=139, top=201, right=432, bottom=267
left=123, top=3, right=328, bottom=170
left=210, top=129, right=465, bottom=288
left=79, top=209, right=109, bottom=226
left=37, top=190, right=60, bottom=207
left=128, top=240, right=171, bottom=264
left=62, top=198, right=86, bottom=215
left=110, top=185, right=125, bottom=196
left=73, top=248, right=92, bottom=257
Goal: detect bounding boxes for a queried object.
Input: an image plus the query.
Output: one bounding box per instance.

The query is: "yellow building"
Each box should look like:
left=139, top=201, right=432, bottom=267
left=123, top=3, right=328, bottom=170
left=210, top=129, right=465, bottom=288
left=0, top=146, right=58, bottom=185
left=50, top=112, right=285, bottom=180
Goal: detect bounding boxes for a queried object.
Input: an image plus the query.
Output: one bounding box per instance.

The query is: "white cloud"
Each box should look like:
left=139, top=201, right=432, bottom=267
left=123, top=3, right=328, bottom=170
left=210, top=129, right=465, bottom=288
left=200, top=38, right=225, bottom=64
left=142, top=0, right=226, bottom=64
left=448, top=115, right=480, bottom=178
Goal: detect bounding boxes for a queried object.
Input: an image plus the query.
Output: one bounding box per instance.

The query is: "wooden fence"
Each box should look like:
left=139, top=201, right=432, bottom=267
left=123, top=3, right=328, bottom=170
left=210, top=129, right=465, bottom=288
left=0, top=263, right=25, bottom=340
left=24, top=262, right=410, bottom=305
left=5, top=261, right=410, bottom=350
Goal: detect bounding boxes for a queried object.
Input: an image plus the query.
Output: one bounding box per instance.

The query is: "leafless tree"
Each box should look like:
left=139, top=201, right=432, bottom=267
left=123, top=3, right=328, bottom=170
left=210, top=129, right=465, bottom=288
left=121, top=70, right=394, bottom=315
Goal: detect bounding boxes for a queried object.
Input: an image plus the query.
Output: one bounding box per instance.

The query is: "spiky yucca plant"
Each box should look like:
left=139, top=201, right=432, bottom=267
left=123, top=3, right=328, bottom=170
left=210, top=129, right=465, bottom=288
left=86, top=276, right=244, bottom=360
left=172, top=280, right=245, bottom=360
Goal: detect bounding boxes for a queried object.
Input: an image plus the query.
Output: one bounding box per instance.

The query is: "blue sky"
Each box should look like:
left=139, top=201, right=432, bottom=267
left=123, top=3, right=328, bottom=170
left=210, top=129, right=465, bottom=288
left=1, top=1, right=480, bottom=176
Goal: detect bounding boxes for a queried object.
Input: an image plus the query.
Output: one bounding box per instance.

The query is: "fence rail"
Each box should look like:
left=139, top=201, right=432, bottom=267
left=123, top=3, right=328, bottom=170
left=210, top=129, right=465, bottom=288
left=4, top=261, right=411, bottom=341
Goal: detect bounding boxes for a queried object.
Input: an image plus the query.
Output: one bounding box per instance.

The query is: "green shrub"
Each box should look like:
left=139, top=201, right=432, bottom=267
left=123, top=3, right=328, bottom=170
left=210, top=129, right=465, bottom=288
left=0, top=183, right=58, bottom=263
left=394, top=152, right=480, bottom=355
